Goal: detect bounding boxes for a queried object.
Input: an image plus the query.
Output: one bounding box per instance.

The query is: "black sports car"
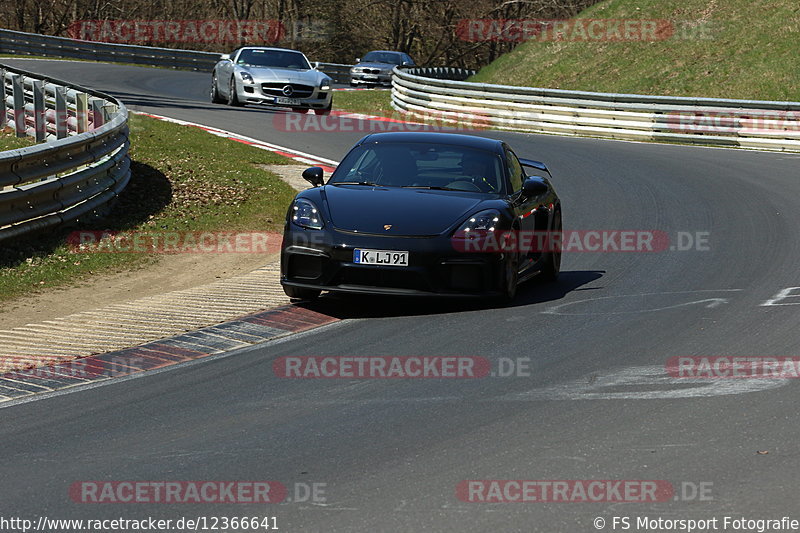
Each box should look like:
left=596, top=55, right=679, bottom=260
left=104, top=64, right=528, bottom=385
left=280, top=132, right=561, bottom=300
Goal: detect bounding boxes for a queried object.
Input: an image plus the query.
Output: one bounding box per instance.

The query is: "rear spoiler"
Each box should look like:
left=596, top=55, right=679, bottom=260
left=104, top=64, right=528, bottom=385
left=518, top=158, right=548, bottom=172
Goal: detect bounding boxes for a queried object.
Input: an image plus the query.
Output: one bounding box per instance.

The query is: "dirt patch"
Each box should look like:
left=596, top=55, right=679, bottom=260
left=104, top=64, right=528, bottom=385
left=0, top=162, right=307, bottom=331
left=257, top=164, right=314, bottom=192
left=0, top=251, right=279, bottom=330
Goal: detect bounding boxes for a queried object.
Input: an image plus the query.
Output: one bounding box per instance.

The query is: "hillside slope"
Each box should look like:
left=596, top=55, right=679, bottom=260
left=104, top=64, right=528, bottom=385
left=470, top=0, right=800, bottom=101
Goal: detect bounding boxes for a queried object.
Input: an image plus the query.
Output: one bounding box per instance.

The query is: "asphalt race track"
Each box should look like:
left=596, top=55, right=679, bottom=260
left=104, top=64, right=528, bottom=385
left=2, top=60, right=800, bottom=532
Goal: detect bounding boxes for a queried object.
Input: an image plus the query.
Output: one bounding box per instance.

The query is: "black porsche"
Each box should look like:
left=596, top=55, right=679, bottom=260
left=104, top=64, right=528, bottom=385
left=280, top=132, right=562, bottom=301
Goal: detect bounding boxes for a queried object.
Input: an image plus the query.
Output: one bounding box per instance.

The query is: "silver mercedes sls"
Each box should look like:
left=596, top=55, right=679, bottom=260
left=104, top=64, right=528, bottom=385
left=211, top=46, right=333, bottom=114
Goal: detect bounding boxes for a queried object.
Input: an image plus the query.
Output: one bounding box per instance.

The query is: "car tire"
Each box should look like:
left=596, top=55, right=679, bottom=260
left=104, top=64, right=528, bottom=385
left=314, top=103, right=332, bottom=116
left=499, top=250, right=519, bottom=303
left=283, top=285, right=321, bottom=300
left=540, top=210, right=562, bottom=282
left=228, top=77, right=243, bottom=107
left=210, top=75, right=224, bottom=103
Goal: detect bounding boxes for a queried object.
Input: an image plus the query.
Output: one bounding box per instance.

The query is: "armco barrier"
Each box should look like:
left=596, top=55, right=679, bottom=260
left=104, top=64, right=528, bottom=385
left=391, top=67, right=800, bottom=152
left=0, top=63, right=130, bottom=242
left=0, top=28, right=220, bottom=71
left=0, top=28, right=351, bottom=82
left=316, top=63, right=354, bottom=84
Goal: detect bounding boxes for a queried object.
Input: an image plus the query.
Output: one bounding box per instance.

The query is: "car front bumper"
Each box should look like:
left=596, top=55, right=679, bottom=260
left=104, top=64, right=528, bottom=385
left=350, top=73, right=392, bottom=86
left=236, top=80, right=332, bottom=108
left=280, top=228, right=508, bottom=297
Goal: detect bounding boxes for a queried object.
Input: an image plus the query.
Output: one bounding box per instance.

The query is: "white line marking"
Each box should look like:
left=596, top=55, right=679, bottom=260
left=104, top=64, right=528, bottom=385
left=544, top=289, right=742, bottom=316
left=761, top=286, right=800, bottom=306
left=500, top=365, right=788, bottom=400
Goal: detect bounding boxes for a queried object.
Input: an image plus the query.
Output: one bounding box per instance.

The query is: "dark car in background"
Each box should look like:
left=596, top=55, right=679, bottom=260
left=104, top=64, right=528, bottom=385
left=280, top=132, right=562, bottom=302
left=349, top=50, right=415, bottom=87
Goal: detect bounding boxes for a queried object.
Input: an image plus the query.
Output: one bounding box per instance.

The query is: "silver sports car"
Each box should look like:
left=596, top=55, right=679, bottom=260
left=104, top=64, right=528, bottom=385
left=211, top=46, right=333, bottom=114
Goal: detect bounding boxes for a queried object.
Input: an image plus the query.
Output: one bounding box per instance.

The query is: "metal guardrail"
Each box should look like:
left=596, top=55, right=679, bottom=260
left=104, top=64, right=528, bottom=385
left=0, top=28, right=220, bottom=71
left=392, top=67, right=800, bottom=152
left=317, top=63, right=353, bottom=85
left=401, top=67, right=476, bottom=81
left=0, top=63, right=130, bottom=242
left=0, top=28, right=351, bottom=82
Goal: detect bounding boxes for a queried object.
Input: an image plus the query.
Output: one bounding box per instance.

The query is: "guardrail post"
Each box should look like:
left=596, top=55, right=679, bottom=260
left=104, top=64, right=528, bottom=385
left=76, top=92, right=88, bottom=133
left=55, top=86, right=67, bottom=139
left=11, top=73, right=25, bottom=137
left=0, top=68, right=5, bottom=130
left=0, top=61, right=132, bottom=244
left=91, top=98, right=105, bottom=129
left=32, top=79, right=45, bottom=142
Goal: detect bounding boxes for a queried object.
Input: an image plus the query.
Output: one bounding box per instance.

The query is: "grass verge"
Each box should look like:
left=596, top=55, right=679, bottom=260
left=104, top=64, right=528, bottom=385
left=334, top=90, right=394, bottom=117
left=0, top=128, right=36, bottom=150
left=0, top=114, right=297, bottom=303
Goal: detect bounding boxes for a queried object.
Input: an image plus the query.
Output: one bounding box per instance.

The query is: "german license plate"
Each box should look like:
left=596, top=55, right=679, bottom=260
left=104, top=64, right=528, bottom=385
left=354, top=249, right=409, bottom=266
left=274, top=97, right=301, bottom=105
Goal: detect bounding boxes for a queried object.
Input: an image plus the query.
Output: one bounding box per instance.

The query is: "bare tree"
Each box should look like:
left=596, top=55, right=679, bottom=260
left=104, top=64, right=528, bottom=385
left=1, top=0, right=600, bottom=67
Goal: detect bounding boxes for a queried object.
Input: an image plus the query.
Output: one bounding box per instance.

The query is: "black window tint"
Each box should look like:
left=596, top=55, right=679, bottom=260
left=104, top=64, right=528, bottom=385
left=237, top=49, right=310, bottom=69
left=363, top=52, right=404, bottom=64
left=331, top=143, right=503, bottom=193
left=505, top=149, right=524, bottom=192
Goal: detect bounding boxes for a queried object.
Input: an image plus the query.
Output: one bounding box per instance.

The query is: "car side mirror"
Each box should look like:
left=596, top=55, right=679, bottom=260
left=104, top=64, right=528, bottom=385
left=220, top=53, right=230, bottom=61
left=313, top=61, right=320, bottom=69
left=302, top=167, right=324, bottom=187
left=522, top=176, right=548, bottom=197
left=401, top=62, right=411, bottom=67
left=355, top=57, right=360, bottom=63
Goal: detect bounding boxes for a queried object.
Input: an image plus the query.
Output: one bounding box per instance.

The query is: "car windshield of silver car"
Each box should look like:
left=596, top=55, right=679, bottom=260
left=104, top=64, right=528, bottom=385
left=237, top=49, right=311, bottom=70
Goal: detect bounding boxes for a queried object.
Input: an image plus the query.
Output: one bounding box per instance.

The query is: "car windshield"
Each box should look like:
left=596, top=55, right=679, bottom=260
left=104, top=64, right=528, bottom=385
left=236, top=49, right=311, bottom=69
left=361, top=51, right=405, bottom=64
left=330, top=142, right=505, bottom=194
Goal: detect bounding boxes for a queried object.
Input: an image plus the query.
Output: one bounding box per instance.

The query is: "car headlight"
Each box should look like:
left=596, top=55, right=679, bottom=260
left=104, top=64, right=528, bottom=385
left=292, top=198, right=324, bottom=230
left=456, top=209, right=501, bottom=235
left=320, top=78, right=332, bottom=91
left=239, top=71, right=254, bottom=84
